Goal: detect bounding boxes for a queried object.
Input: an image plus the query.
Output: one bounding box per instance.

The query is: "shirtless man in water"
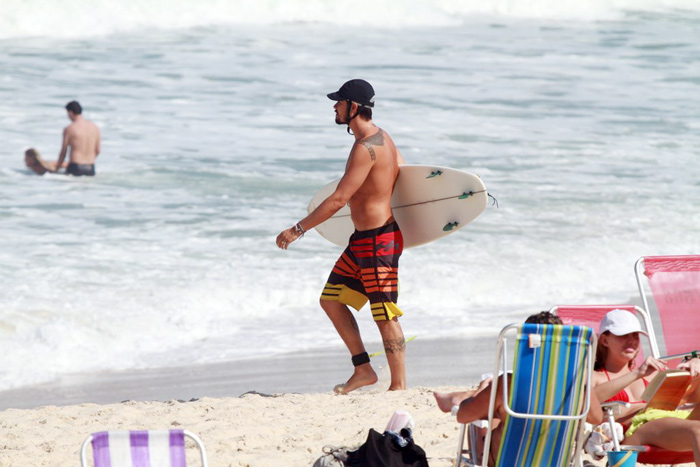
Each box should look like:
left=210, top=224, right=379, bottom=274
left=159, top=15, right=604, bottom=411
left=53, top=101, right=101, bottom=176
left=276, top=79, right=407, bottom=394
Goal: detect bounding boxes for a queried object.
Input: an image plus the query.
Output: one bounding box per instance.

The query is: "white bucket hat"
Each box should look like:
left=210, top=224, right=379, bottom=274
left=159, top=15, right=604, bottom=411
left=599, top=309, right=648, bottom=336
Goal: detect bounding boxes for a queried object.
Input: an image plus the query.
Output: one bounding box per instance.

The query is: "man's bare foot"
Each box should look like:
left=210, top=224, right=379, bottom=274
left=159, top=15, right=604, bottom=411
left=387, top=384, right=406, bottom=391
left=433, top=390, right=476, bottom=413
left=333, top=364, right=378, bottom=394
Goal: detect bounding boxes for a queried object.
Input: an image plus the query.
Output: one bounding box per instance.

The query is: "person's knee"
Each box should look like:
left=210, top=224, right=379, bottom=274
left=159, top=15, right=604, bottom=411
left=375, top=315, right=398, bottom=325
left=375, top=316, right=402, bottom=332
left=320, top=298, right=345, bottom=317
left=690, top=421, right=700, bottom=440
left=320, top=298, right=333, bottom=314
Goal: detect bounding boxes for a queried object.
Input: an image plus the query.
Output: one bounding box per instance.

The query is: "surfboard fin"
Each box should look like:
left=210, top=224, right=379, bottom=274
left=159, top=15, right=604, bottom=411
left=443, top=222, right=459, bottom=231
left=459, top=191, right=474, bottom=199
left=427, top=170, right=443, bottom=178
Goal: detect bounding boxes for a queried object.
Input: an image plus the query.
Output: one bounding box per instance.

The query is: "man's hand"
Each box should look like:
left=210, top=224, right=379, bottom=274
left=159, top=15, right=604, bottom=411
left=276, top=226, right=301, bottom=250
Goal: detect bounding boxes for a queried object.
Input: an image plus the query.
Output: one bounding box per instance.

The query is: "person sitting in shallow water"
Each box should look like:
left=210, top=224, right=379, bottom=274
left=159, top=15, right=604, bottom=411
left=592, top=309, right=700, bottom=463
left=24, top=148, right=66, bottom=175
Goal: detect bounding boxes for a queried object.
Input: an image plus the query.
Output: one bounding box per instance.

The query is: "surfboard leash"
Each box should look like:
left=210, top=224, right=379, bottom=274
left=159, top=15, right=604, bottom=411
left=328, top=190, right=490, bottom=219
left=488, top=193, right=499, bottom=208
left=369, top=335, right=417, bottom=358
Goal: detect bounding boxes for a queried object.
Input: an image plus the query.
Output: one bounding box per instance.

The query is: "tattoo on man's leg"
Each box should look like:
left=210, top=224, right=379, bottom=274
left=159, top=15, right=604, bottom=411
left=383, top=337, right=406, bottom=354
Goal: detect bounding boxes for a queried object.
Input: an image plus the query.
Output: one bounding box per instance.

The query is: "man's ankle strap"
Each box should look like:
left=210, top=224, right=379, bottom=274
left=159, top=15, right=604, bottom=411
left=351, top=352, right=370, bottom=367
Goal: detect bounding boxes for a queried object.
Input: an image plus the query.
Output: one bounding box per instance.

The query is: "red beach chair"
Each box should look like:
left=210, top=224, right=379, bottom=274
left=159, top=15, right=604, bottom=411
left=549, top=304, right=659, bottom=364
left=550, top=304, right=695, bottom=465
left=635, top=255, right=700, bottom=362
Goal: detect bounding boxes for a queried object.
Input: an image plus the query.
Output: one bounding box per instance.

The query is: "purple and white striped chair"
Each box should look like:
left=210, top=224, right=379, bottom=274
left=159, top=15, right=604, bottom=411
left=80, top=429, right=208, bottom=467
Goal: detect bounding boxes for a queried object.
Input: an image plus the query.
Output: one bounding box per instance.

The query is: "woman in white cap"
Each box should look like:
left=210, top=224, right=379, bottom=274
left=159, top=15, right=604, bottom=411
left=592, top=309, right=700, bottom=463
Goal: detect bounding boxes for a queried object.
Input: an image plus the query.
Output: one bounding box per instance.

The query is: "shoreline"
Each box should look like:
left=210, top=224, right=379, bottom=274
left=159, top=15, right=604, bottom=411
left=1, top=329, right=688, bottom=467
left=0, top=335, right=504, bottom=466
left=2, top=296, right=646, bottom=411
left=0, top=334, right=496, bottom=411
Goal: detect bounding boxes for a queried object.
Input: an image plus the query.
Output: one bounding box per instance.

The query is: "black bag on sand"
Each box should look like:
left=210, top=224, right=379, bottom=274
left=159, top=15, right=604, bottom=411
left=345, top=428, right=429, bottom=467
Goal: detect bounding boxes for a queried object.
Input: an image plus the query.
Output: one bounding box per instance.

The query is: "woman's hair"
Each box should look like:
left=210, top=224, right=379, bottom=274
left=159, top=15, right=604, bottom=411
left=525, top=311, right=563, bottom=325
left=594, top=331, right=636, bottom=371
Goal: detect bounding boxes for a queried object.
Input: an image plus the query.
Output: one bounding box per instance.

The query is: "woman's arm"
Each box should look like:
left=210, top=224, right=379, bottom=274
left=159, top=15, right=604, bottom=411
left=594, top=357, right=667, bottom=402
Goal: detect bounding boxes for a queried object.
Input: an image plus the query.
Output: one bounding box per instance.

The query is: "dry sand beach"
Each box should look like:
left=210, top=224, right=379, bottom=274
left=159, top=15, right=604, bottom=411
left=0, top=385, right=590, bottom=467
left=1, top=336, right=692, bottom=467
left=1, top=386, right=691, bottom=467
left=0, top=385, right=469, bottom=467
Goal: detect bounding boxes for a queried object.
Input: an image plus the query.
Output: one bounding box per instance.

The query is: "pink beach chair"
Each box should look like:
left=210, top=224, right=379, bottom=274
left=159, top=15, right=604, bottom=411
left=550, top=304, right=695, bottom=465
left=549, top=304, right=659, bottom=365
left=635, top=255, right=700, bottom=361
left=80, top=429, right=208, bottom=467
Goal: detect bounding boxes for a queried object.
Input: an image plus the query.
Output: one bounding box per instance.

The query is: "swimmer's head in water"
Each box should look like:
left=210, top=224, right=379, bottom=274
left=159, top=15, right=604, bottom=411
left=65, top=101, right=82, bottom=115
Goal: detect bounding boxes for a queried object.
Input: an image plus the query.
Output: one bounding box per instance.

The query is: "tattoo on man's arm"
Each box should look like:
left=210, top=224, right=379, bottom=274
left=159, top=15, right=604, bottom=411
left=362, top=141, right=376, bottom=161
left=361, top=130, right=384, bottom=162
left=383, top=337, right=406, bottom=354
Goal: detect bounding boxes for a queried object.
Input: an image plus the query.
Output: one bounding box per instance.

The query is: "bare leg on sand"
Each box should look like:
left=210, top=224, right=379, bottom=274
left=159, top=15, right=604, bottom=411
left=321, top=299, right=378, bottom=394
left=377, top=317, right=406, bottom=391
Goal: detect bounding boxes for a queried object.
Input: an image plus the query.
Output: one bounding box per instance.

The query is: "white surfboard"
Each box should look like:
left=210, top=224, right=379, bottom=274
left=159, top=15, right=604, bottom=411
left=307, top=164, right=488, bottom=248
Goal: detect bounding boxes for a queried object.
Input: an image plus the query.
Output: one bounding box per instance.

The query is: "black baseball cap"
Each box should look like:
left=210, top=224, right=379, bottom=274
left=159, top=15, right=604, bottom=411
left=327, top=79, right=375, bottom=107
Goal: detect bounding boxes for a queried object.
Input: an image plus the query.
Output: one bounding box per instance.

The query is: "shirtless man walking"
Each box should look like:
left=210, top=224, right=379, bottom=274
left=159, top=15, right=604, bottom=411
left=276, top=79, right=407, bottom=394
left=53, top=101, right=101, bottom=176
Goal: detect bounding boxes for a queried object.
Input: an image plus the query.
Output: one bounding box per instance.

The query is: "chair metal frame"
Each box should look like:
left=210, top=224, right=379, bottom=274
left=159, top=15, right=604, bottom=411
left=80, top=429, right=208, bottom=467
left=635, top=255, right=700, bottom=361
left=455, top=323, right=596, bottom=467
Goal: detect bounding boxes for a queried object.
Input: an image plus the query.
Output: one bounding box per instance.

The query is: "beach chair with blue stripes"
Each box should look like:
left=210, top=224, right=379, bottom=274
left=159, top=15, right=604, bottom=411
left=80, top=429, right=208, bottom=467
left=455, top=323, right=596, bottom=467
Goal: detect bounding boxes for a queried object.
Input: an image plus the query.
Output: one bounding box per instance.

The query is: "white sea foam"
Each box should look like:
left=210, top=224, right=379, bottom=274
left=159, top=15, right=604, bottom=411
left=0, top=9, right=699, bottom=392
left=1, top=0, right=700, bottom=39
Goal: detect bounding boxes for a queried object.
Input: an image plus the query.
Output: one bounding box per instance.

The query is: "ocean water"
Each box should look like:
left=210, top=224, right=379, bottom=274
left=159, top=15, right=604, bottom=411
left=1, top=0, right=699, bottom=392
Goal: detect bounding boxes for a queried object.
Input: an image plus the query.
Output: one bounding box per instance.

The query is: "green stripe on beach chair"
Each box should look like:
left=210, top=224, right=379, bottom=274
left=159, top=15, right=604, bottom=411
left=456, top=324, right=596, bottom=467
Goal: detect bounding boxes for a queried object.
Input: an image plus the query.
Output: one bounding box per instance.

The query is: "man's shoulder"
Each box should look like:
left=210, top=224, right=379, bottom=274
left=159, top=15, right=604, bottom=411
left=358, top=126, right=385, bottom=142
left=88, top=120, right=101, bottom=134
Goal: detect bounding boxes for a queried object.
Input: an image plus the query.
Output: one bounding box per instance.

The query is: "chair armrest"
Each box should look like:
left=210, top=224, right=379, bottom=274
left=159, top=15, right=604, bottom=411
left=601, top=401, right=631, bottom=417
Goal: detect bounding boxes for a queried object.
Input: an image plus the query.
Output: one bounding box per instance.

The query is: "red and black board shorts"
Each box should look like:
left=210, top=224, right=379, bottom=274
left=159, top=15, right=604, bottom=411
left=320, top=221, right=404, bottom=322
